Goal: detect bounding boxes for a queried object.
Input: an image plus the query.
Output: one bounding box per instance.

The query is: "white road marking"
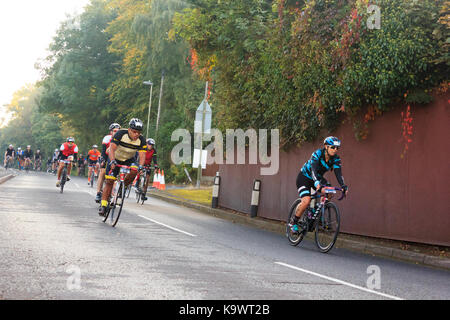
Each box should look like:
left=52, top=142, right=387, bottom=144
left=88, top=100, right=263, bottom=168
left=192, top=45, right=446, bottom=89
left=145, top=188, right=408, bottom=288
left=138, top=215, right=197, bottom=237
left=274, top=262, right=403, bottom=300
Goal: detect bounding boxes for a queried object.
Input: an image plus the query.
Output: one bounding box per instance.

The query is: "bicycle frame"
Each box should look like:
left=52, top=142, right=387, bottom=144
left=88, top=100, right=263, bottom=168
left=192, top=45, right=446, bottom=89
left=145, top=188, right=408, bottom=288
left=111, top=165, right=131, bottom=199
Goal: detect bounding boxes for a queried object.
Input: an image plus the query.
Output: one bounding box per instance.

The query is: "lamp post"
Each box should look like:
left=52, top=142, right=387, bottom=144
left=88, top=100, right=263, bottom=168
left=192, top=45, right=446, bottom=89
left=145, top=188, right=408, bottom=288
left=155, top=70, right=165, bottom=136
left=143, top=80, right=153, bottom=138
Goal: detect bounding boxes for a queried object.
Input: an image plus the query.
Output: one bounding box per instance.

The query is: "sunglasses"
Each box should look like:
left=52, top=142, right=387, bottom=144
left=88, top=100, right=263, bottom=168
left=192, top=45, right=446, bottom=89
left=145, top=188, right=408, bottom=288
left=329, top=146, right=339, bottom=150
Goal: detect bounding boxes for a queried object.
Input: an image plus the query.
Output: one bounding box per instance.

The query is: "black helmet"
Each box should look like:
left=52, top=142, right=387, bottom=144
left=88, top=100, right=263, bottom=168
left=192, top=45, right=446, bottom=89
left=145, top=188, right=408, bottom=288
left=109, top=123, right=121, bottom=131
left=129, top=118, right=144, bottom=131
left=67, top=137, right=75, bottom=143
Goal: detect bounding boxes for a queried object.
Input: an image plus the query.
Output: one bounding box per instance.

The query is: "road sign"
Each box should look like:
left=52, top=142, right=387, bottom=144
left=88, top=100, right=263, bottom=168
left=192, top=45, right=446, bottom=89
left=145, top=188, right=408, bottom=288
left=195, top=100, right=211, bottom=134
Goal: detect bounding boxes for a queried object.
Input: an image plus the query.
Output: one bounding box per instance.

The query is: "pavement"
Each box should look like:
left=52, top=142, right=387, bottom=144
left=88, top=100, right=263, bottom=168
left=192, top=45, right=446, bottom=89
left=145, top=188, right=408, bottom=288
left=148, top=187, right=450, bottom=272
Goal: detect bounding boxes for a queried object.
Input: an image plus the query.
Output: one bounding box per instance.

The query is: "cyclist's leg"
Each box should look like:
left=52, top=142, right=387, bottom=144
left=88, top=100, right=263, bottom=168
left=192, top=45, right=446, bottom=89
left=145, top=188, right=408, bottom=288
left=100, top=162, right=120, bottom=212
left=87, top=166, right=92, bottom=182
left=294, top=173, right=315, bottom=220
left=143, top=172, right=151, bottom=193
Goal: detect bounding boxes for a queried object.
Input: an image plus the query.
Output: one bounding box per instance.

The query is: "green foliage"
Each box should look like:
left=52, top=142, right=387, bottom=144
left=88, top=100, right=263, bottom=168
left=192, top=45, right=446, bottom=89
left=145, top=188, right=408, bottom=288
left=38, top=0, right=121, bottom=151
left=173, top=0, right=449, bottom=146
left=4, top=0, right=447, bottom=178
left=166, top=162, right=196, bottom=184
left=0, top=85, right=64, bottom=162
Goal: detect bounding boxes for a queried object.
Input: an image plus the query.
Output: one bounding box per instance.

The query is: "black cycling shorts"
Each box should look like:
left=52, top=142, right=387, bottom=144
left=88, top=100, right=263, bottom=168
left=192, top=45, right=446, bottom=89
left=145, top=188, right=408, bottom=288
left=88, top=159, right=98, bottom=166
left=296, top=173, right=316, bottom=198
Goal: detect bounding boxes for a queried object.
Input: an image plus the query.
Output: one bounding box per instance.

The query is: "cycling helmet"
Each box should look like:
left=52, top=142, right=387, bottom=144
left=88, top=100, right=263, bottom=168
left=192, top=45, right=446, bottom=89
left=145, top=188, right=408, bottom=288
left=92, top=145, right=98, bottom=148
left=9, top=144, right=13, bottom=148
left=18, top=147, right=21, bottom=150
left=129, top=118, right=144, bottom=131
left=146, top=138, right=155, bottom=145
left=55, top=148, right=59, bottom=152
left=109, top=123, right=121, bottom=131
left=27, top=145, right=31, bottom=148
left=67, top=137, right=75, bottom=143
left=323, top=136, right=341, bottom=147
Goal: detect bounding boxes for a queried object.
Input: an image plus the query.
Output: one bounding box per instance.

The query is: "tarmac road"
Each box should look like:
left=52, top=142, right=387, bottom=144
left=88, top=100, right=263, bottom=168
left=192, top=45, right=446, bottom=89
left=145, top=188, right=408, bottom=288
left=0, top=171, right=449, bottom=300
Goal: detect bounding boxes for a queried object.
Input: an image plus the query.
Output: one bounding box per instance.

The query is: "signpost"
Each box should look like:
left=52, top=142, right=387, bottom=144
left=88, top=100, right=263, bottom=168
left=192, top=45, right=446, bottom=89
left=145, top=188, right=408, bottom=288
left=193, top=82, right=211, bottom=188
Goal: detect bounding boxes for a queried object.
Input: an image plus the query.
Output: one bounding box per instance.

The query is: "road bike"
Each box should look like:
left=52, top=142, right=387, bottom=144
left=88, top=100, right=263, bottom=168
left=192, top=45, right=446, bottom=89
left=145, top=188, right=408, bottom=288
left=4, top=156, right=14, bottom=171
left=88, top=163, right=98, bottom=188
left=34, top=158, right=42, bottom=171
left=24, top=158, right=33, bottom=173
left=286, top=186, right=346, bottom=253
left=102, top=164, right=131, bottom=227
left=59, top=158, right=73, bottom=194
left=134, top=165, right=153, bottom=205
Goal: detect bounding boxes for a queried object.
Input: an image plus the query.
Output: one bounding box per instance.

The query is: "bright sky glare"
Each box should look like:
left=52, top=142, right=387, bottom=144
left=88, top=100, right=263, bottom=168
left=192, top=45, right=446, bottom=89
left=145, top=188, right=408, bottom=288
left=0, top=0, right=90, bottom=125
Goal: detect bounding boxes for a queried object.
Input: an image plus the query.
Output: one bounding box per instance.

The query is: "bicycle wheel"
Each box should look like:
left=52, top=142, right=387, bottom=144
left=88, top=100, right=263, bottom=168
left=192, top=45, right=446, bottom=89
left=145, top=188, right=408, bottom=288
left=126, top=184, right=131, bottom=198
left=90, top=170, right=95, bottom=188
left=60, top=168, right=67, bottom=194
left=140, top=175, right=147, bottom=205
left=286, top=198, right=308, bottom=246
left=135, top=187, right=141, bottom=203
left=314, top=202, right=340, bottom=253
left=107, top=182, right=125, bottom=227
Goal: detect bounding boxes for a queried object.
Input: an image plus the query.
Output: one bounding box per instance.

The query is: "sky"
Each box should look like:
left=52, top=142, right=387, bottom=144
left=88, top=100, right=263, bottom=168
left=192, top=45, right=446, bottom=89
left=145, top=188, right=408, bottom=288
left=0, top=0, right=91, bottom=126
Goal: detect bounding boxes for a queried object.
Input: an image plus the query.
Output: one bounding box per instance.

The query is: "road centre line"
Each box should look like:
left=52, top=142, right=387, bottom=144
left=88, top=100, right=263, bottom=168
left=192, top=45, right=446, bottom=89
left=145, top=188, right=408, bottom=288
left=275, top=262, right=403, bottom=300
left=138, top=215, right=197, bottom=237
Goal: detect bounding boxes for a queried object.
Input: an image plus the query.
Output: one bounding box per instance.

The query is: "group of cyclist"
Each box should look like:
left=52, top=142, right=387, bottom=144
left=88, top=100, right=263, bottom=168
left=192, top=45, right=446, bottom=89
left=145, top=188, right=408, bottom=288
left=47, top=118, right=158, bottom=216
left=5, top=120, right=349, bottom=237
left=3, top=145, right=43, bottom=171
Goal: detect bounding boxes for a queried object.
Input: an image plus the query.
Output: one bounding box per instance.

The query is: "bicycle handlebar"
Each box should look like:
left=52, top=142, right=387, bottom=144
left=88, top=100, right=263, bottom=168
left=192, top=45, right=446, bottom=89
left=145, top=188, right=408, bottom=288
left=312, top=186, right=346, bottom=201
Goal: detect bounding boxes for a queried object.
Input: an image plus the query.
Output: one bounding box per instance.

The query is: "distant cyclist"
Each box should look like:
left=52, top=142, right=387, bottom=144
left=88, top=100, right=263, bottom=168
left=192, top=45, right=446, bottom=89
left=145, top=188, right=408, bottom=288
left=51, top=148, right=60, bottom=173
left=95, top=123, right=121, bottom=203
left=289, top=136, right=349, bottom=233
left=34, top=149, right=42, bottom=171
left=4, top=145, right=15, bottom=168
left=56, top=137, right=79, bottom=187
left=98, top=119, right=146, bottom=216
left=77, top=153, right=87, bottom=176
left=140, top=138, right=159, bottom=201
left=17, top=147, right=24, bottom=170
left=23, top=145, right=34, bottom=170
left=87, top=145, right=101, bottom=185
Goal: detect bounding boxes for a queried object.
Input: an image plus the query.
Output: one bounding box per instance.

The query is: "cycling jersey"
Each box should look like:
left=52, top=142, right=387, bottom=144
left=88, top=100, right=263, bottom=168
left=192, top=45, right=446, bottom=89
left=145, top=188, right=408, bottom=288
left=88, top=149, right=101, bottom=162
left=59, top=142, right=78, bottom=161
left=111, top=129, right=146, bottom=162
left=35, top=152, right=42, bottom=160
left=60, top=142, right=79, bottom=157
left=23, top=149, right=33, bottom=159
left=144, top=148, right=158, bottom=166
left=301, top=148, right=345, bottom=188
left=101, top=134, right=112, bottom=158
left=5, top=148, right=15, bottom=157
left=52, top=151, right=60, bottom=162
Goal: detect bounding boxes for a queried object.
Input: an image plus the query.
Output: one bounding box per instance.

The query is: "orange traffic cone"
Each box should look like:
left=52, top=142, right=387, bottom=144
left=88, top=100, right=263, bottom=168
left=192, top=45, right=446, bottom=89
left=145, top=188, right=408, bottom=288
left=152, top=170, right=158, bottom=188
left=154, top=170, right=160, bottom=189
left=159, top=170, right=166, bottom=190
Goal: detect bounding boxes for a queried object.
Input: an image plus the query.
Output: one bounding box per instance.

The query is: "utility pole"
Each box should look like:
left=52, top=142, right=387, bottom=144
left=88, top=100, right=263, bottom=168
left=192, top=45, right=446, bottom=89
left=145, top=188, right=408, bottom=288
left=143, top=80, right=153, bottom=138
